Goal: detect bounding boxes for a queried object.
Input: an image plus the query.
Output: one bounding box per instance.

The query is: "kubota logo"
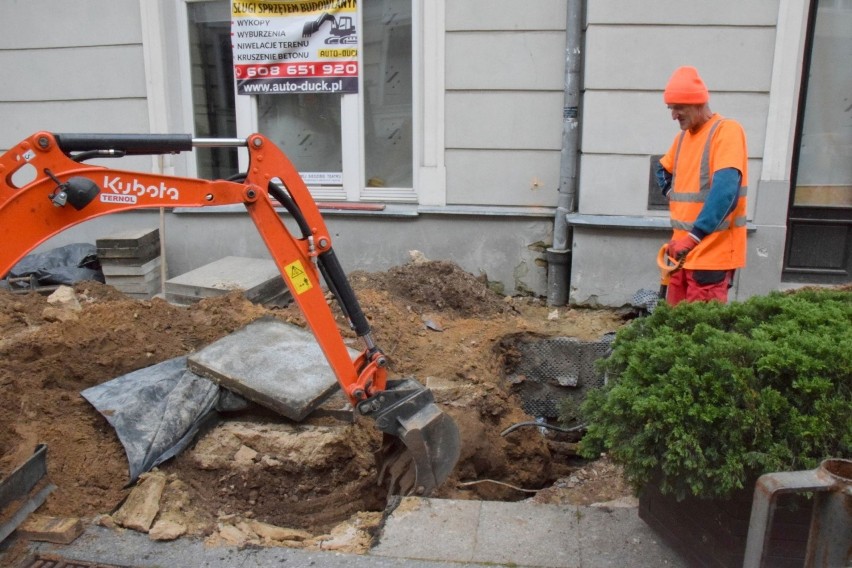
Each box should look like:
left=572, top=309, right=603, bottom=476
left=103, top=176, right=180, bottom=200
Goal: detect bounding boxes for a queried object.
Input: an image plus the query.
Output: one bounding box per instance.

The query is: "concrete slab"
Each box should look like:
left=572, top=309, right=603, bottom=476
left=101, top=256, right=161, bottom=277
left=22, top=525, right=499, bottom=568
left=96, top=228, right=161, bottom=266
left=165, top=287, right=291, bottom=308
left=105, top=275, right=162, bottom=297
left=476, top=501, right=579, bottom=566
left=164, top=256, right=286, bottom=303
left=13, top=498, right=692, bottom=568
left=187, top=318, right=358, bottom=421
left=576, top=506, right=687, bottom=567
left=372, top=498, right=483, bottom=562
left=96, top=228, right=160, bottom=250
left=309, top=389, right=356, bottom=423
left=105, top=269, right=161, bottom=286
left=373, top=497, right=689, bottom=568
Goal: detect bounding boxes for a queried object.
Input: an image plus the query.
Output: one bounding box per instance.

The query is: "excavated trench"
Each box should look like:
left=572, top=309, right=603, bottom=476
left=0, top=260, right=629, bottom=551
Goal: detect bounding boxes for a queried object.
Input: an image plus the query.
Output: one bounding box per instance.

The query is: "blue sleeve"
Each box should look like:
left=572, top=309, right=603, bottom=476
left=691, top=168, right=742, bottom=240
left=654, top=160, right=672, bottom=197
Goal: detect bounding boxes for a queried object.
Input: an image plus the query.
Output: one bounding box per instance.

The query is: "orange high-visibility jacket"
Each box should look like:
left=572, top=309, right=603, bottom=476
left=660, top=114, right=748, bottom=270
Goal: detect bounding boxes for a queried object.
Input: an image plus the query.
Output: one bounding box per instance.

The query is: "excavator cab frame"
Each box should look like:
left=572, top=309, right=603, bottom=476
left=0, top=131, right=460, bottom=496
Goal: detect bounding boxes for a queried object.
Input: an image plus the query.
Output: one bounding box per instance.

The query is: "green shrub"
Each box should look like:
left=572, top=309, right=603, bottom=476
left=575, top=288, right=852, bottom=500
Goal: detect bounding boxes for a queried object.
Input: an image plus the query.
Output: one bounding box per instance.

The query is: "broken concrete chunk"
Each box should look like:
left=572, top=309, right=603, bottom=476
left=233, top=444, right=258, bottom=465
left=94, top=514, right=118, bottom=529
left=41, top=306, right=80, bottom=322
left=149, top=519, right=187, bottom=541
left=217, top=522, right=250, bottom=546
left=46, top=286, right=82, bottom=311
left=261, top=455, right=282, bottom=467
left=408, top=250, right=430, bottom=264
left=17, top=515, right=83, bottom=544
left=112, top=472, right=167, bottom=533
left=248, top=520, right=311, bottom=542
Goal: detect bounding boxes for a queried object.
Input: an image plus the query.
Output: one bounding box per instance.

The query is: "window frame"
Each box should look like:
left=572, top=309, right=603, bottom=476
left=166, top=0, right=444, bottom=204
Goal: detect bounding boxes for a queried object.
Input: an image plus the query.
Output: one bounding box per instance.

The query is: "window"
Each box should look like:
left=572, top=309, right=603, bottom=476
left=783, top=0, right=852, bottom=282
left=362, top=1, right=413, bottom=189
left=185, top=0, right=414, bottom=199
left=187, top=1, right=238, bottom=180
left=793, top=0, right=852, bottom=209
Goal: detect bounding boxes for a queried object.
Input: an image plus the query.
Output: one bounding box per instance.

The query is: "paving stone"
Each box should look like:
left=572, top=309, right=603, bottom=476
left=17, top=516, right=84, bottom=544
left=96, top=228, right=161, bottom=265
left=112, top=473, right=166, bottom=533
left=101, top=256, right=161, bottom=277
left=164, top=256, right=288, bottom=305
left=187, top=318, right=355, bottom=421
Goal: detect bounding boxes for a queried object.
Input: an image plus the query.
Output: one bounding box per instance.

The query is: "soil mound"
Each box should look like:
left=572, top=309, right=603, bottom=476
left=360, top=259, right=510, bottom=317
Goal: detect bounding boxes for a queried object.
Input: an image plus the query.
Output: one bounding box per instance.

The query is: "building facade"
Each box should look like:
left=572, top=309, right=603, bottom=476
left=1, top=0, right=849, bottom=304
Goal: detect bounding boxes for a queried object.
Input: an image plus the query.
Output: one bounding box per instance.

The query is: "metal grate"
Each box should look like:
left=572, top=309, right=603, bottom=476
left=505, top=334, right=615, bottom=419
left=19, top=555, right=128, bottom=568
left=631, top=288, right=661, bottom=314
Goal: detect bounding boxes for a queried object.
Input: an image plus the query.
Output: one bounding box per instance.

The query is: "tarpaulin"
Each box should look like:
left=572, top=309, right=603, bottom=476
left=81, top=357, right=247, bottom=483
left=3, top=243, right=104, bottom=289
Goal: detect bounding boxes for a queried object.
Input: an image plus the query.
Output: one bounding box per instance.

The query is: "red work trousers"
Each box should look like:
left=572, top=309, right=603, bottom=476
left=666, top=269, right=734, bottom=305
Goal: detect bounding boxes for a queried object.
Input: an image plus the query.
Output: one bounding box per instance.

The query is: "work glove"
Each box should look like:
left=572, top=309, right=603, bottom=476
left=667, top=235, right=699, bottom=260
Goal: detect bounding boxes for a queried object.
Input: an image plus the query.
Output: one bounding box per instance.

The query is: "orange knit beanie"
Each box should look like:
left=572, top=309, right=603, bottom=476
left=664, top=66, right=709, bottom=104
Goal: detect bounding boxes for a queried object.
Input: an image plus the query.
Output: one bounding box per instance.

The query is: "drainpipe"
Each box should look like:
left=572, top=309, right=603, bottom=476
left=547, top=0, right=583, bottom=306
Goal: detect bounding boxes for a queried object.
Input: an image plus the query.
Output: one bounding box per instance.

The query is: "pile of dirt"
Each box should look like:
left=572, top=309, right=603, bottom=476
left=375, top=259, right=512, bottom=317
left=0, top=259, right=630, bottom=554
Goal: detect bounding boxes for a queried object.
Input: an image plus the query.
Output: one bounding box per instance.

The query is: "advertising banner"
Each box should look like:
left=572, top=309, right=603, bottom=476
left=231, top=0, right=358, bottom=95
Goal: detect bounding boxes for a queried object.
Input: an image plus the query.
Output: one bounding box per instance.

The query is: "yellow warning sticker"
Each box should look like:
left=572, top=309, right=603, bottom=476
left=284, top=260, right=313, bottom=295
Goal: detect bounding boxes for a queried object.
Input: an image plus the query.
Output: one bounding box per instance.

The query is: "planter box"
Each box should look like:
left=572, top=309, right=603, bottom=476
left=638, top=481, right=812, bottom=568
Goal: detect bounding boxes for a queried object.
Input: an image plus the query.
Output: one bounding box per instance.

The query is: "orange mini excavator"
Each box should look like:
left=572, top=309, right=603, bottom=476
left=0, top=131, right=460, bottom=496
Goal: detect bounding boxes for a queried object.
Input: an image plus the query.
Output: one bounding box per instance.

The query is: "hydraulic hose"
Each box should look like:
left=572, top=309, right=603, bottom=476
left=267, top=181, right=312, bottom=239
left=265, top=180, right=371, bottom=338
left=55, top=133, right=192, bottom=155
left=317, top=248, right=371, bottom=338
left=500, top=421, right=586, bottom=437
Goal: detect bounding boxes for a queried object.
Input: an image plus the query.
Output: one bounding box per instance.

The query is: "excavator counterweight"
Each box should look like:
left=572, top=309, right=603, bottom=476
left=0, top=131, right=460, bottom=496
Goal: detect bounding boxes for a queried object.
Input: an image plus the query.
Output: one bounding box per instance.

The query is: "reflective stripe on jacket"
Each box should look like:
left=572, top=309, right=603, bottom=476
left=664, top=115, right=748, bottom=270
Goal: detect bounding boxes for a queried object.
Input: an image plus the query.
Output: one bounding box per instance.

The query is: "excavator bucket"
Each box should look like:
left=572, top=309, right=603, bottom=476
left=362, top=379, right=461, bottom=496
left=310, top=248, right=459, bottom=496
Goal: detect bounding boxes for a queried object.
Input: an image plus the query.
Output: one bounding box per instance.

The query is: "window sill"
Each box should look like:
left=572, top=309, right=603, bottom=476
left=172, top=203, right=417, bottom=218
left=566, top=213, right=757, bottom=232
left=566, top=214, right=671, bottom=230
left=173, top=203, right=557, bottom=219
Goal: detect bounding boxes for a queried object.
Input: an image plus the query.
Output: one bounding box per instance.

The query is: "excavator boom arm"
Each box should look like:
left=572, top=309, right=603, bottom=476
left=0, top=132, right=375, bottom=400
left=0, top=131, right=460, bottom=496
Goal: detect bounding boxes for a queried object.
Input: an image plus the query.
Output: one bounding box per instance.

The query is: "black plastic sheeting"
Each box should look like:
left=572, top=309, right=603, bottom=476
left=2, top=243, right=104, bottom=290
left=81, top=356, right=248, bottom=484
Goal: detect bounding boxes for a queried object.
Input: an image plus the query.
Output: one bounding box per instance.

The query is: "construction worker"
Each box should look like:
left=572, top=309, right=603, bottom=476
left=655, top=66, right=748, bottom=304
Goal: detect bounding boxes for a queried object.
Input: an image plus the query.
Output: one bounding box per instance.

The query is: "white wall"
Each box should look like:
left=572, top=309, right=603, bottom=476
left=444, top=0, right=567, bottom=207
left=35, top=207, right=553, bottom=298
left=0, top=0, right=151, bottom=176
left=570, top=0, right=784, bottom=306
left=1, top=0, right=558, bottom=298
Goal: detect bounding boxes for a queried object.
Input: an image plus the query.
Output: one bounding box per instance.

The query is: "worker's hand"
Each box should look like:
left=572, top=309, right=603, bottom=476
left=667, top=235, right=699, bottom=260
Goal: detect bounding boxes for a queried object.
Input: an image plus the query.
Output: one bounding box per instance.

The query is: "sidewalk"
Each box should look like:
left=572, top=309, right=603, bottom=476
left=16, top=497, right=688, bottom=568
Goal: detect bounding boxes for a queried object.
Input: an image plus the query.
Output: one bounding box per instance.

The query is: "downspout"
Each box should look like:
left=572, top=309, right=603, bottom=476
left=547, top=0, right=583, bottom=306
